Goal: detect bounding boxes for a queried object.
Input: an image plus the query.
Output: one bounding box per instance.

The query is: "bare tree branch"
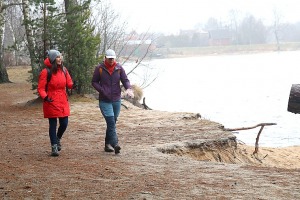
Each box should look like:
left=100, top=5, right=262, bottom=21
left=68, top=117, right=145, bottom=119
left=126, top=39, right=153, bottom=76
left=223, top=123, right=277, bottom=155
left=223, top=123, right=276, bottom=131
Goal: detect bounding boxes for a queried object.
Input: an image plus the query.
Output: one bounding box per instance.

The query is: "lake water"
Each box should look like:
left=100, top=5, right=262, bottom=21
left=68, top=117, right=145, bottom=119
left=126, top=51, right=300, bottom=147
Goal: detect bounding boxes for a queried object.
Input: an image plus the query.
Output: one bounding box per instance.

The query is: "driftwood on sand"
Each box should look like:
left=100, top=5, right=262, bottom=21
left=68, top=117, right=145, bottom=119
left=122, top=97, right=152, bottom=110
left=142, top=97, right=152, bottom=110
left=223, top=123, right=277, bottom=155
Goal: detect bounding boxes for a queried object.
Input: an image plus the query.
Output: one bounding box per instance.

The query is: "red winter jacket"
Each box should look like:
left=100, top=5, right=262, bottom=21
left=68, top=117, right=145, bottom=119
left=37, top=58, right=74, bottom=118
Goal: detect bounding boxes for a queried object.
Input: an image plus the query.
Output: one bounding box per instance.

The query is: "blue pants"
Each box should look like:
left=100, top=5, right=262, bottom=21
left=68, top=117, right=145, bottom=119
left=99, top=100, right=121, bottom=147
left=48, top=117, right=68, bottom=145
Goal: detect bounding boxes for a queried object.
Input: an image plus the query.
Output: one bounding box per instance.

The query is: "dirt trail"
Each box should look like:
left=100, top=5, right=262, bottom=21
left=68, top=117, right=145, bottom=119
left=1, top=66, right=300, bottom=199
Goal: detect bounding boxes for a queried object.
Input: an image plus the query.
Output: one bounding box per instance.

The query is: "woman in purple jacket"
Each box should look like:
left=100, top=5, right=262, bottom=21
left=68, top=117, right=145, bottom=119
left=92, top=49, right=134, bottom=154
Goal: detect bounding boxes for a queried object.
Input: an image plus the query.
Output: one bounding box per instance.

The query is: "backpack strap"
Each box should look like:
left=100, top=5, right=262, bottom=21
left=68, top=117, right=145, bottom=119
left=99, top=67, right=102, bottom=77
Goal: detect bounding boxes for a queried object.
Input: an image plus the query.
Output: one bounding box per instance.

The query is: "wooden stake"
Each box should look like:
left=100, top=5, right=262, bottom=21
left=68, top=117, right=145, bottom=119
left=253, top=125, right=265, bottom=155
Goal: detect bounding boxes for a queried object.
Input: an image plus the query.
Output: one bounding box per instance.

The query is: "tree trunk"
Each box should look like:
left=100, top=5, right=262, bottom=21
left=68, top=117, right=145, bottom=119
left=22, top=0, right=39, bottom=86
left=64, top=0, right=78, bottom=18
left=0, top=2, right=10, bottom=83
left=7, top=15, right=16, bottom=66
left=43, top=2, right=48, bottom=57
left=22, top=0, right=34, bottom=62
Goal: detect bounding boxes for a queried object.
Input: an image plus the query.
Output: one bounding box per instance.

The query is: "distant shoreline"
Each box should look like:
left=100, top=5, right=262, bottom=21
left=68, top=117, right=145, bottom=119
left=154, top=42, right=300, bottom=58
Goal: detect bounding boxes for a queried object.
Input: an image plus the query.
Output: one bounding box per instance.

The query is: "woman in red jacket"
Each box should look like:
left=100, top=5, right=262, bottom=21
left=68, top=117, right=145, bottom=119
left=38, top=49, right=75, bottom=156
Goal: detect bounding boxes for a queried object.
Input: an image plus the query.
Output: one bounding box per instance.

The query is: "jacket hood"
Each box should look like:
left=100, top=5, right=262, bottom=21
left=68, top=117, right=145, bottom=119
left=44, top=57, right=52, bottom=68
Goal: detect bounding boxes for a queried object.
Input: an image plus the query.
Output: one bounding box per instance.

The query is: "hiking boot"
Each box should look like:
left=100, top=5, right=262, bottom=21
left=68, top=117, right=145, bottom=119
left=51, top=144, right=59, bottom=157
left=114, top=144, right=121, bottom=154
left=104, top=144, right=114, bottom=152
left=57, top=138, right=61, bottom=151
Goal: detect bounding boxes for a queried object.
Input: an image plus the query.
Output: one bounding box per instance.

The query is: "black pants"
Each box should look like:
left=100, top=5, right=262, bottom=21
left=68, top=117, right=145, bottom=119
left=48, top=117, right=68, bottom=145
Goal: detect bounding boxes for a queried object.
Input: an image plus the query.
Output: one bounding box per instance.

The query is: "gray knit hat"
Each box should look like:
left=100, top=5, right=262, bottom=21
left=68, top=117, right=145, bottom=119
left=48, top=49, right=61, bottom=63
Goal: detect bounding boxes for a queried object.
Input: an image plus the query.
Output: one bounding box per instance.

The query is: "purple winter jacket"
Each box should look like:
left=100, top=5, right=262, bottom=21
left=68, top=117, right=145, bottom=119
left=91, top=62, right=131, bottom=102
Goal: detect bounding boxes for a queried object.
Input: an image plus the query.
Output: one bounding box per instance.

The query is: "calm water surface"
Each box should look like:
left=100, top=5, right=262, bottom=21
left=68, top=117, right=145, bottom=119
left=126, top=51, right=300, bottom=147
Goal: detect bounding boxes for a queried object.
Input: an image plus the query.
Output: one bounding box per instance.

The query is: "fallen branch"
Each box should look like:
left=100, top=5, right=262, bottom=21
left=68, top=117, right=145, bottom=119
left=223, top=123, right=277, bottom=155
left=223, top=123, right=277, bottom=131
left=142, top=97, right=152, bottom=110
left=121, top=103, right=128, bottom=109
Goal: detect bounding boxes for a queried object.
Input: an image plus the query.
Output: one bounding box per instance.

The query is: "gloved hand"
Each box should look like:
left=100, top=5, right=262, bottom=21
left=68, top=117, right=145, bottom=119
left=125, top=88, right=134, bottom=99
left=44, top=96, right=53, bottom=102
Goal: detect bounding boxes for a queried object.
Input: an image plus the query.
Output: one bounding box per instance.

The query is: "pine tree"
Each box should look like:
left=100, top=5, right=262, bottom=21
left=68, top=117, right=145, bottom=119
left=60, top=0, right=100, bottom=94
left=22, top=0, right=100, bottom=94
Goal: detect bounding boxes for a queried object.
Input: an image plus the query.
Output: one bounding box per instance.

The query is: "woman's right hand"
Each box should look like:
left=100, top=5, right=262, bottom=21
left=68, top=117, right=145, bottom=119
left=44, top=96, right=53, bottom=102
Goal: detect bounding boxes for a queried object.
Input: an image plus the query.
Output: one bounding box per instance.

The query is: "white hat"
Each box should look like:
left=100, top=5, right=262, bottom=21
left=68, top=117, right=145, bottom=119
left=105, top=49, right=116, bottom=59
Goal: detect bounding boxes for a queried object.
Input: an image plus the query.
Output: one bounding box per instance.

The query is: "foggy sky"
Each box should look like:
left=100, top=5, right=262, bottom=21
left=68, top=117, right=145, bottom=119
left=111, top=0, right=300, bottom=34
